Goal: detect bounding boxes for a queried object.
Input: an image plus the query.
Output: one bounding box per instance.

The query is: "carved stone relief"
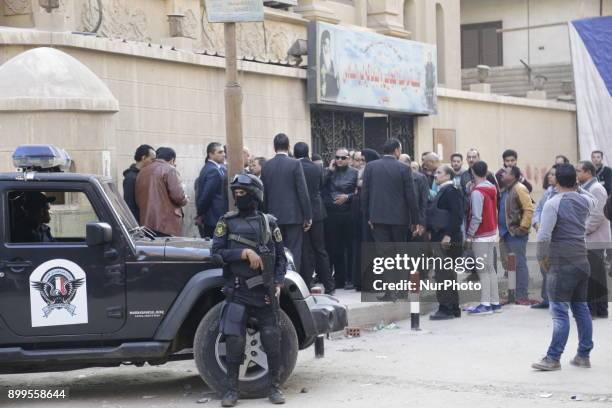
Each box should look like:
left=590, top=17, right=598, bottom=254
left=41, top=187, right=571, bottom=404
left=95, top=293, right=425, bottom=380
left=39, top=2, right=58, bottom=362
left=80, top=0, right=150, bottom=41
left=199, top=3, right=304, bottom=61
left=182, top=8, right=199, bottom=40
left=4, top=0, right=67, bottom=16
left=3, top=0, right=32, bottom=16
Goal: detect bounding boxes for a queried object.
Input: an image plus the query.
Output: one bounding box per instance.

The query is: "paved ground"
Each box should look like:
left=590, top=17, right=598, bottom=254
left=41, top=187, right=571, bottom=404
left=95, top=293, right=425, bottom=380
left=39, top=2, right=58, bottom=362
left=2, top=305, right=611, bottom=408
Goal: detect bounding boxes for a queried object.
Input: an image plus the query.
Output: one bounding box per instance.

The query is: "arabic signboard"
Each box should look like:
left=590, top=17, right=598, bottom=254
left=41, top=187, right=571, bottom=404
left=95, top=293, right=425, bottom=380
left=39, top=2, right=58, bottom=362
left=205, top=0, right=264, bottom=23
left=308, top=22, right=438, bottom=114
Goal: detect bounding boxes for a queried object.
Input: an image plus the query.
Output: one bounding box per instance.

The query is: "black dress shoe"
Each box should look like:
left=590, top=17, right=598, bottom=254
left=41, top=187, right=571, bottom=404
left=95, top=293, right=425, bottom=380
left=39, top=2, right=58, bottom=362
left=453, top=310, right=462, bottom=318
left=429, top=310, right=455, bottom=320
left=376, top=292, right=398, bottom=302
left=531, top=301, right=549, bottom=309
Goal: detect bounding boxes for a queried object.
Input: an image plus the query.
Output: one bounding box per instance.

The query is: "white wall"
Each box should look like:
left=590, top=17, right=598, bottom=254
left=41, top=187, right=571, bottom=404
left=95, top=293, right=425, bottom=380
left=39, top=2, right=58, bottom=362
left=415, top=88, right=577, bottom=199
left=460, top=0, right=612, bottom=67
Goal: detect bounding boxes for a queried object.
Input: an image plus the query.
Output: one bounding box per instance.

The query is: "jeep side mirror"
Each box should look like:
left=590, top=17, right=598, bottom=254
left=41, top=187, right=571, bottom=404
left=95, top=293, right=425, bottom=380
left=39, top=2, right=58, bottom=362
left=86, top=222, right=113, bottom=246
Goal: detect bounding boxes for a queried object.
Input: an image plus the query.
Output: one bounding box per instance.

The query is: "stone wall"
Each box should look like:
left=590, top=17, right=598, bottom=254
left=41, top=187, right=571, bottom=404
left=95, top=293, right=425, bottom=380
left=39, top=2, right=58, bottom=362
left=0, top=31, right=310, bottom=237
left=415, top=87, right=577, bottom=200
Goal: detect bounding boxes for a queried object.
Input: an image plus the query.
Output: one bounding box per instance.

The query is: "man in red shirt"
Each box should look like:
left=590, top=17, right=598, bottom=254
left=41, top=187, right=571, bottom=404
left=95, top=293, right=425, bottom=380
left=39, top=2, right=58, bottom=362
left=466, top=161, right=500, bottom=315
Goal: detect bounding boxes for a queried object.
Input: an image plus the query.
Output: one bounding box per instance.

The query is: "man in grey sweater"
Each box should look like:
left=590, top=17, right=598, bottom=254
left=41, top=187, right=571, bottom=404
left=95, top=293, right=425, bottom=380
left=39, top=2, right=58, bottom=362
left=532, top=164, right=595, bottom=371
left=577, top=160, right=610, bottom=318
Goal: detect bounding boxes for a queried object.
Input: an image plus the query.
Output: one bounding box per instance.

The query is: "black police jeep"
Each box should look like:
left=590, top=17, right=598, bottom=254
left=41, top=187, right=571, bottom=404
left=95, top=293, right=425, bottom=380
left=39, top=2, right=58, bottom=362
left=0, top=145, right=347, bottom=397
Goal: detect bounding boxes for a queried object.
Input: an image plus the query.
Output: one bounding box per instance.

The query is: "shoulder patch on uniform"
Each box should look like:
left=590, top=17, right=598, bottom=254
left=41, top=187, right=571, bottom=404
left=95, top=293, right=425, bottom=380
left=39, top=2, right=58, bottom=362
left=273, top=227, right=283, bottom=243
left=263, top=213, right=278, bottom=224
left=223, top=210, right=239, bottom=219
left=214, top=220, right=227, bottom=237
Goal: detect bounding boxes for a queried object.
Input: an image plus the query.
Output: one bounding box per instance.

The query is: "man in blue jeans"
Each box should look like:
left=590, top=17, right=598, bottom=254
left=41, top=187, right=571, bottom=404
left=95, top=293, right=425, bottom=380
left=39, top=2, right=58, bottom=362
left=499, top=166, right=534, bottom=304
left=532, top=164, right=595, bottom=371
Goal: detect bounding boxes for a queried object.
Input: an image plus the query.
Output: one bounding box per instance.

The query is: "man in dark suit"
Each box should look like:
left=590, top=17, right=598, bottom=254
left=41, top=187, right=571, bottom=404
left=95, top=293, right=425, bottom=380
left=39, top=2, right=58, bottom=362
left=261, top=133, right=312, bottom=274
left=195, top=142, right=228, bottom=238
left=400, top=154, right=428, bottom=239
left=363, top=139, right=420, bottom=300
left=362, top=139, right=420, bottom=242
left=294, top=142, right=333, bottom=292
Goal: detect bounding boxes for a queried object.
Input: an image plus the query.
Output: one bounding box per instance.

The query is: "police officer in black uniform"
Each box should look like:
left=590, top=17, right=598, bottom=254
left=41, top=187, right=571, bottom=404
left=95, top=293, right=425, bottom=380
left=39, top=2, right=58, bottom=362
left=13, top=192, right=56, bottom=243
left=212, top=173, right=287, bottom=407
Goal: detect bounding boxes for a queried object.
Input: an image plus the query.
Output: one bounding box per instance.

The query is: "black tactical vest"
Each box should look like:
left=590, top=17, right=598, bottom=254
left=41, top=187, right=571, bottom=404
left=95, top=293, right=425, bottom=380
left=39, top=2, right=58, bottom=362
left=225, top=212, right=271, bottom=280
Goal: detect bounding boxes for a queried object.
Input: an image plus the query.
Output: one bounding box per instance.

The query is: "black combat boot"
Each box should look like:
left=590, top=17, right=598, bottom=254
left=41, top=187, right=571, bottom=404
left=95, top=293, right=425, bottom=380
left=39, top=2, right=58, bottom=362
left=221, top=363, right=240, bottom=407
left=268, top=384, right=285, bottom=404
left=267, top=360, right=285, bottom=404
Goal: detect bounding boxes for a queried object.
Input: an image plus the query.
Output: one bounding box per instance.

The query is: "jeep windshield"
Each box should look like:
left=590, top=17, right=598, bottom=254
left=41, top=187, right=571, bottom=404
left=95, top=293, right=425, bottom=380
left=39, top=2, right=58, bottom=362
left=99, top=179, right=140, bottom=233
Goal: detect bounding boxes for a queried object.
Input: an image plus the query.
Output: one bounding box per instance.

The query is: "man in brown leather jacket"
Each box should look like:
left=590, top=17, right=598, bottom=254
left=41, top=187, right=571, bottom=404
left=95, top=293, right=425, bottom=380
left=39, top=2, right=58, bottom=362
left=136, top=147, right=188, bottom=236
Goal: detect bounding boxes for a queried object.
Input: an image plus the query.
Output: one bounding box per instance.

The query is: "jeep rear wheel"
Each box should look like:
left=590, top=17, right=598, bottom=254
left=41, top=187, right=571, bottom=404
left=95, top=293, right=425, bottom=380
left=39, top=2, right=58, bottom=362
left=193, top=303, right=298, bottom=398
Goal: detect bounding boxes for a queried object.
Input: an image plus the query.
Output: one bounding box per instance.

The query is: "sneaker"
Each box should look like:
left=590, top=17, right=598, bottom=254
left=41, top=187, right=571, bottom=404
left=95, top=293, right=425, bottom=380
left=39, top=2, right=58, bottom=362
left=468, top=304, right=493, bottom=315
left=463, top=304, right=478, bottom=312
left=530, top=301, right=549, bottom=309
left=532, top=356, right=561, bottom=371
left=491, top=304, right=502, bottom=313
left=569, top=355, right=591, bottom=368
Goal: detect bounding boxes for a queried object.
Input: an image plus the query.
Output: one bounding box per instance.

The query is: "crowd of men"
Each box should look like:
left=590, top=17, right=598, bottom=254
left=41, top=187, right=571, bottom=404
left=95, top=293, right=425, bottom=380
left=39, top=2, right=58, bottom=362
left=122, top=136, right=612, bottom=369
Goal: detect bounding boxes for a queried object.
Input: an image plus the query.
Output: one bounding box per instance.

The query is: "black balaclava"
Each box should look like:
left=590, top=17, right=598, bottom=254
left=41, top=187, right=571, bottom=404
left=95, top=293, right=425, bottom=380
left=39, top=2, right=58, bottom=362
left=235, top=192, right=258, bottom=212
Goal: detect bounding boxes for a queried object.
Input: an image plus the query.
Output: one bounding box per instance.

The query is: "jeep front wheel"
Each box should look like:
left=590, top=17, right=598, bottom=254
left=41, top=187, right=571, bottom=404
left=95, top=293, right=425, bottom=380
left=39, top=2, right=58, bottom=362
left=193, top=302, right=298, bottom=398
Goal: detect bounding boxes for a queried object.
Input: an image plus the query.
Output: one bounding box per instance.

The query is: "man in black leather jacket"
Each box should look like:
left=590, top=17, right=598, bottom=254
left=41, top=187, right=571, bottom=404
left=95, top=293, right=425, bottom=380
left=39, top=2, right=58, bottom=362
left=323, top=148, right=358, bottom=289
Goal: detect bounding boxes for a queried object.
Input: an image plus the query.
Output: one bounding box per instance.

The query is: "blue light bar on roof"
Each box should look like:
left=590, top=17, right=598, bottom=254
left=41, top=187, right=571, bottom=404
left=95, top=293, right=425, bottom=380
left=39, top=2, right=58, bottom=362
left=12, top=145, right=71, bottom=171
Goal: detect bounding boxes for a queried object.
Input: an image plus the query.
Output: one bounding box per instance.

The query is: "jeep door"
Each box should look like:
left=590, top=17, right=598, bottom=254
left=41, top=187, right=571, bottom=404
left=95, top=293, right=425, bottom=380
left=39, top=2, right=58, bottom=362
left=0, top=181, right=127, bottom=338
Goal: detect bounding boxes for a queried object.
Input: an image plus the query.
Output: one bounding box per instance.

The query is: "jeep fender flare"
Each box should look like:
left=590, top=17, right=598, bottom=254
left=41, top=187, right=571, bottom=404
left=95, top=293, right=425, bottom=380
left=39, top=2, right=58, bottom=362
left=154, top=269, right=314, bottom=342
left=154, top=269, right=225, bottom=341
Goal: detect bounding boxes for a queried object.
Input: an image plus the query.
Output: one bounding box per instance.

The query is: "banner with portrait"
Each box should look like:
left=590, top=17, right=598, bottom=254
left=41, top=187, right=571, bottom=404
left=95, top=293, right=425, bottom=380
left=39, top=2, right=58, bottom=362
left=308, top=22, right=437, bottom=115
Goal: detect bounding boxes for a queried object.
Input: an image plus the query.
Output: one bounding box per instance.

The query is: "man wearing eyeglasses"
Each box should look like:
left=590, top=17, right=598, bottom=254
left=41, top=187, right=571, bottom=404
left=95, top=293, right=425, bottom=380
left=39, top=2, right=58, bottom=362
left=323, top=148, right=359, bottom=290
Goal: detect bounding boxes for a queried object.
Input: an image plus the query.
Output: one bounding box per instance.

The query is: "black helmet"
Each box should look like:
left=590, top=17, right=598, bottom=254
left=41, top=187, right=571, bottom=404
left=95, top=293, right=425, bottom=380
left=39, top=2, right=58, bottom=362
left=230, top=173, right=264, bottom=204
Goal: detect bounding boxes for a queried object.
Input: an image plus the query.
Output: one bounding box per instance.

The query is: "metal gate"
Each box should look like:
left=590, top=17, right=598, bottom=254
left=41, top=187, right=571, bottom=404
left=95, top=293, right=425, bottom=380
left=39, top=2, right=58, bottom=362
left=311, top=109, right=364, bottom=164
left=311, top=109, right=414, bottom=163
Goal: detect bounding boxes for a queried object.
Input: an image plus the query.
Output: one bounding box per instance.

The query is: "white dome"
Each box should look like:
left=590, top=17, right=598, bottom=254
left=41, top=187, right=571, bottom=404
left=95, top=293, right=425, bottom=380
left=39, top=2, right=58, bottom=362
left=0, top=47, right=118, bottom=111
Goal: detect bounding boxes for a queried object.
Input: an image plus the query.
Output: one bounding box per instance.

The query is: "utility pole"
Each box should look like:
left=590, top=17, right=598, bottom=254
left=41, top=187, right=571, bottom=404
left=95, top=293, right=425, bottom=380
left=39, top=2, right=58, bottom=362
left=223, top=22, right=243, bottom=208
left=204, top=0, right=263, bottom=208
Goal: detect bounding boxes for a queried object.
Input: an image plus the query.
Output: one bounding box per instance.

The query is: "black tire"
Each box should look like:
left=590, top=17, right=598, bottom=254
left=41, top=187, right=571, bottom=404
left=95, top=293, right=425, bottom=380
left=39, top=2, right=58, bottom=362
left=193, top=303, right=298, bottom=398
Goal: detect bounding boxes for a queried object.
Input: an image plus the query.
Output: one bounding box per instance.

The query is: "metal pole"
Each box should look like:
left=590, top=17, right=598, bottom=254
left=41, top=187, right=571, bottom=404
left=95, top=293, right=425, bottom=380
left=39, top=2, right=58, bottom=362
left=507, top=253, right=517, bottom=304
left=315, top=335, right=325, bottom=358
left=224, top=22, right=244, bottom=209
left=410, top=271, right=420, bottom=331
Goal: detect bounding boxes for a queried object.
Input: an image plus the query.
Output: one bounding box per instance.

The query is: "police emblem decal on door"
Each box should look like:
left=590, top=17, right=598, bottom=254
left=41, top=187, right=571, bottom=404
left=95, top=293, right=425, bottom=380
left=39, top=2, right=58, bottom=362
left=29, top=259, right=89, bottom=327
